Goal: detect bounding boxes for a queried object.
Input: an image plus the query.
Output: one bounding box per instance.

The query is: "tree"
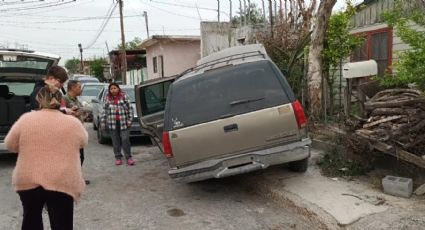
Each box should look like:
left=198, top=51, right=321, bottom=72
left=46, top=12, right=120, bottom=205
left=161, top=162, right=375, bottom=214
left=307, top=0, right=337, bottom=119
left=232, top=3, right=265, bottom=25
left=65, top=58, right=80, bottom=75
left=380, top=0, right=425, bottom=91
left=89, top=58, right=108, bottom=81
left=258, top=0, right=316, bottom=99
left=322, top=2, right=363, bottom=115
left=116, top=37, right=143, bottom=50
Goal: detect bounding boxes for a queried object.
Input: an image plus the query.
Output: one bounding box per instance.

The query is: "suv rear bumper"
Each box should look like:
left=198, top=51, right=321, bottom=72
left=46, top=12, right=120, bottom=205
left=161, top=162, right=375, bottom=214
left=168, top=138, right=311, bottom=183
left=0, top=142, right=12, bottom=154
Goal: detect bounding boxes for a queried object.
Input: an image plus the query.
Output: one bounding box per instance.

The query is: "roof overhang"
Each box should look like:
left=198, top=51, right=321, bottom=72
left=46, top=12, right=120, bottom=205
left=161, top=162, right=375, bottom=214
left=138, top=35, right=200, bottom=49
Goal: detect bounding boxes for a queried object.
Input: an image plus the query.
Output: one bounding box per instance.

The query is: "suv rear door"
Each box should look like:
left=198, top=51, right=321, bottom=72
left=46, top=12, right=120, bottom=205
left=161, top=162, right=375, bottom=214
left=165, top=60, right=302, bottom=166
left=0, top=49, right=60, bottom=153
left=0, top=50, right=59, bottom=77
left=135, top=77, right=175, bottom=151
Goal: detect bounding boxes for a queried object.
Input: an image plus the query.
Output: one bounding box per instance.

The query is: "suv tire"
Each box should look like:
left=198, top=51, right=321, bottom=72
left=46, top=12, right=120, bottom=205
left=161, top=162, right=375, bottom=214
left=289, top=157, right=308, bottom=172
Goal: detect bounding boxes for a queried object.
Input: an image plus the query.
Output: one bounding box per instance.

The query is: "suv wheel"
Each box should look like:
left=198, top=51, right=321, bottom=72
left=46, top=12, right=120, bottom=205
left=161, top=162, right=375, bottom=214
left=289, top=157, right=308, bottom=172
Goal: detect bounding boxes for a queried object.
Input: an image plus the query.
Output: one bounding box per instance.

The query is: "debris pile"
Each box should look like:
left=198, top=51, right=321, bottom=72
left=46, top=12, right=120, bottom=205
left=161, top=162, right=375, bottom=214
left=352, top=89, right=425, bottom=168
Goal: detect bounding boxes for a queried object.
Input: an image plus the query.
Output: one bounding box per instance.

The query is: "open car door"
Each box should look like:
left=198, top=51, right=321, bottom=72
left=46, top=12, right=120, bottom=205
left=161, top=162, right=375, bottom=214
left=135, top=76, right=175, bottom=153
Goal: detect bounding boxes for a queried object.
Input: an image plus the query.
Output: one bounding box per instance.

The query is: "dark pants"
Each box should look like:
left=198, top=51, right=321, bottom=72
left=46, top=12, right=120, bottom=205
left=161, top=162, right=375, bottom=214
left=18, top=186, right=74, bottom=230
left=80, top=148, right=84, bottom=166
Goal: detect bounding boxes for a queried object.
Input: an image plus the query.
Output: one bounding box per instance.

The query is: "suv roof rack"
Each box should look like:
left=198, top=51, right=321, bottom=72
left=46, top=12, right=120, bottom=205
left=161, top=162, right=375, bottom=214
left=0, top=48, right=35, bottom=53
left=177, top=44, right=268, bottom=80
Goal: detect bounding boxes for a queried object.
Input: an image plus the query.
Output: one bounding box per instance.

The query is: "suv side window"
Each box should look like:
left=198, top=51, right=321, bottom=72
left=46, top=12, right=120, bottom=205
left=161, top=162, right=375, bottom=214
left=165, top=60, right=291, bottom=130
left=140, top=81, right=172, bottom=116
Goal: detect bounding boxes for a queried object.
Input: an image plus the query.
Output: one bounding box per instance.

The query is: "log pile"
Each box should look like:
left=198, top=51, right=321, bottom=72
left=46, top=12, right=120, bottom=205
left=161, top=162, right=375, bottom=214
left=352, top=89, right=425, bottom=168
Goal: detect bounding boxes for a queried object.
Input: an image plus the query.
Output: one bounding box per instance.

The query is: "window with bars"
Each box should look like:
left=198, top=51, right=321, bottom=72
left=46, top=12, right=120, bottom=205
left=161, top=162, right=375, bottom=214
left=153, top=56, right=158, bottom=73
left=352, top=28, right=392, bottom=76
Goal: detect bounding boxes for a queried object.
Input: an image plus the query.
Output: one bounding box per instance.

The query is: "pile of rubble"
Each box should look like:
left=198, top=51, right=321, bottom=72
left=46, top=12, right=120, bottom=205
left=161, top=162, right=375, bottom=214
left=352, top=89, right=425, bottom=168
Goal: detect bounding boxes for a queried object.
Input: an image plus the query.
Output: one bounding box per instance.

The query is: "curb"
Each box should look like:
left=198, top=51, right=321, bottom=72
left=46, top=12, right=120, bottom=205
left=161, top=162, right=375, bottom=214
left=240, top=173, right=341, bottom=230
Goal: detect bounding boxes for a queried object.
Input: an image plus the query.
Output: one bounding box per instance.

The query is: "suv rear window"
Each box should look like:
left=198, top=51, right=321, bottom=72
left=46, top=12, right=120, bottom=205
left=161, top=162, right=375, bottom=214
left=166, top=60, right=293, bottom=130
left=140, top=81, right=172, bottom=116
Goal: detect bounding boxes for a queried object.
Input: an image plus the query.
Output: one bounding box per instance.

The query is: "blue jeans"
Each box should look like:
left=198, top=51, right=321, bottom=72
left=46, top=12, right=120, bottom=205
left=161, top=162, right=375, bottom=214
left=110, top=121, right=132, bottom=160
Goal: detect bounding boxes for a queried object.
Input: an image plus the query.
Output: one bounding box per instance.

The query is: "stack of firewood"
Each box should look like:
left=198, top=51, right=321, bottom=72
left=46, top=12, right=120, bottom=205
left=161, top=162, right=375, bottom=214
left=354, top=89, right=425, bottom=157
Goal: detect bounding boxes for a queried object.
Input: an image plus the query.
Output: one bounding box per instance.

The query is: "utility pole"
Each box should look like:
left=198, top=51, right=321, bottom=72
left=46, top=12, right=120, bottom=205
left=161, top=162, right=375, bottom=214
left=261, top=0, right=266, bottom=23
left=217, top=0, right=220, bottom=22
left=229, top=0, right=232, bottom=22
left=78, top=43, right=83, bottom=74
left=243, top=0, right=247, bottom=26
left=105, top=41, right=110, bottom=54
left=118, top=0, right=127, bottom=84
left=143, top=11, right=150, bottom=39
left=268, top=0, right=273, bottom=38
left=239, top=0, right=243, bottom=27
left=247, top=0, right=251, bottom=25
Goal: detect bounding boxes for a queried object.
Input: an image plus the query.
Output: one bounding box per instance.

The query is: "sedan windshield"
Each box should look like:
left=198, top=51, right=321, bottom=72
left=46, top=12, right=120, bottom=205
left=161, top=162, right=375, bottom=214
left=122, top=88, right=135, bottom=103
left=82, top=85, right=104, bottom=97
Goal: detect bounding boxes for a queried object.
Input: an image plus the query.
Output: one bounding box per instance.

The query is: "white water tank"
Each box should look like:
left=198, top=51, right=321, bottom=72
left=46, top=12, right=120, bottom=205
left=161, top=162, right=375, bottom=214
left=343, top=60, right=378, bottom=79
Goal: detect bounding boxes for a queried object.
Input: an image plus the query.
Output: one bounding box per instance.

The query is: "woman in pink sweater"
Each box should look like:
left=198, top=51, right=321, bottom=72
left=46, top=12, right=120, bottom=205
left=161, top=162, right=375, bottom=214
left=5, top=86, right=88, bottom=230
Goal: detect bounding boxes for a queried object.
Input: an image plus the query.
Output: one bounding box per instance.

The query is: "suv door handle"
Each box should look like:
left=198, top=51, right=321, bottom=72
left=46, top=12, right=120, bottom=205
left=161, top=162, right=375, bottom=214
left=223, top=123, right=238, bottom=132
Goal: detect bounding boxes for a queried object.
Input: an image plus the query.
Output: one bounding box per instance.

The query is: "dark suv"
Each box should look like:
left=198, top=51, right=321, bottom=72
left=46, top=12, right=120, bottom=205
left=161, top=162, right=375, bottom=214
left=136, top=44, right=311, bottom=182
left=0, top=49, right=60, bottom=154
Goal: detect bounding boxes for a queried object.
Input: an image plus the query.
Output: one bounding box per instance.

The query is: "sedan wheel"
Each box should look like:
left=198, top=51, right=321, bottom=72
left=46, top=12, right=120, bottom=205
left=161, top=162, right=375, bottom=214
left=97, top=123, right=108, bottom=144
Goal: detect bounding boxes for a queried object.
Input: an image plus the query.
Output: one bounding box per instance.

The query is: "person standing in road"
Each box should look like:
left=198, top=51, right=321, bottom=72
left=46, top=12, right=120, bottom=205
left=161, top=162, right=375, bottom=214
left=29, top=65, right=76, bottom=115
left=100, top=82, right=136, bottom=166
left=5, top=86, right=88, bottom=230
left=63, top=80, right=90, bottom=185
left=30, top=66, right=66, bottom=110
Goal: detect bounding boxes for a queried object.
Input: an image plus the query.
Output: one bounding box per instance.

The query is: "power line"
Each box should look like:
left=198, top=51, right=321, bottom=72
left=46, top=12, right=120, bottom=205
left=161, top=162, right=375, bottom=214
left=0, top=0, right=93, bottom=17
left=84, top=2, right=117, bottom=49
left=0, top=13, right=143, bottom=24
left=0, top=23, right=125, bottom=32
left=149, top=0, right=230, bottom=17
left=0, top=0, right=43, bottom=6
left=0, top=0, right=77, bottom=12
left=138, top=0, right=200, bottom=20
left=150, top=0, right=216, bottom=11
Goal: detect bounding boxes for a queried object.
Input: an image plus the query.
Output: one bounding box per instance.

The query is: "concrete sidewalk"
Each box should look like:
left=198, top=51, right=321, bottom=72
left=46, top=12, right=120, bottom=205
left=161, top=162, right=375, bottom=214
left=242, top=149, right=425, bottom=229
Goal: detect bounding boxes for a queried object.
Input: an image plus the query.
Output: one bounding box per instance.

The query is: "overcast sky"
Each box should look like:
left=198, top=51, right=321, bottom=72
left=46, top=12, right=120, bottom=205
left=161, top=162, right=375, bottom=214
left=1, top=0, right=362, bottom=65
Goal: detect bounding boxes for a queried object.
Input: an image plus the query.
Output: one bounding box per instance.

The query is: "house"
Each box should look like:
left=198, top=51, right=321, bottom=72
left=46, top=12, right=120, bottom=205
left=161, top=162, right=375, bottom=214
left=108, top=49, right=147, bottom=85
left=324, top=0, right=425, bottom=114
left=349, top=0, right=425, bottom=77
left=138, top=35, right=201, bottom=80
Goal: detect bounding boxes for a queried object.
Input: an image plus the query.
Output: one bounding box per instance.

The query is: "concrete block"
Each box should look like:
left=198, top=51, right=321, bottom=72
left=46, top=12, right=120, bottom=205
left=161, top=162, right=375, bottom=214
left=382, top=175, right=413, bottom=198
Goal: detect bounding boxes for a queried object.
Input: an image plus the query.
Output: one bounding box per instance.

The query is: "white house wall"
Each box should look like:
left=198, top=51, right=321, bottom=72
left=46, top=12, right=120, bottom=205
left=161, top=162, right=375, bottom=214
left=201, top=22, right=235, bottom=58
left=146, top=40, right=200, bottom=80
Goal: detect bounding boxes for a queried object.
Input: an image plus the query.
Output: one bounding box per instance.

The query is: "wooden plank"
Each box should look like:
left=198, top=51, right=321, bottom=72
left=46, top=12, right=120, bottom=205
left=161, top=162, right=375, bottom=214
left=362, top=115, right=402, bottom=128
left=365, top=98, right=425, bottom=110
left=388, top=149, right=425, bottom=169
left=355, top=133, right=425, bottom=168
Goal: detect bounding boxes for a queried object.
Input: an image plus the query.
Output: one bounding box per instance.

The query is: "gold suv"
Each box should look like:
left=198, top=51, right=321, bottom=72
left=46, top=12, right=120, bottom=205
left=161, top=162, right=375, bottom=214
left=136, top=44, right=311, bottom=182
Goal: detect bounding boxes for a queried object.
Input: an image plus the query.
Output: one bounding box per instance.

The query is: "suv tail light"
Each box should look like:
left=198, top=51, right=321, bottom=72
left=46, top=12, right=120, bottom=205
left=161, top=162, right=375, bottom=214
left=162, top=132, right=173, bottom=158
left=291, top=100, right=307, bottom=129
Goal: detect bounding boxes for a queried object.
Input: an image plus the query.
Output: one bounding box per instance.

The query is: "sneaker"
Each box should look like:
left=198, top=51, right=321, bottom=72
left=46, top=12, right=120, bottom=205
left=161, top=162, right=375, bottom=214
left=127, top=158, right=135, bottom=166
left=115, top=159, right=123, bottom=166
